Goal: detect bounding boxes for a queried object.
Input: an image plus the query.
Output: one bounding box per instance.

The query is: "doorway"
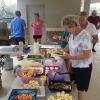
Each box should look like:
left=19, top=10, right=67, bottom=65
left=27, top=5, right=45, bottom=44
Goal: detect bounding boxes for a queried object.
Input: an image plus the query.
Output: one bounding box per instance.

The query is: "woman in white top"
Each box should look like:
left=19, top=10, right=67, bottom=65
left=61, top=15, right=92, bottom=100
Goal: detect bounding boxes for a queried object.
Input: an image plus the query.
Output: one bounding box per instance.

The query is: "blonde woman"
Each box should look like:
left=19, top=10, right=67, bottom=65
left=61, top=15, right=92, bottom=100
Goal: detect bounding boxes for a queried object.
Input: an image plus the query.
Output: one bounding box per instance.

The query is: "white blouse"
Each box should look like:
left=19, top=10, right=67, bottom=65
left=68, top=30, right=92, bottom=68
left=85, top=22, right=97, bottom=37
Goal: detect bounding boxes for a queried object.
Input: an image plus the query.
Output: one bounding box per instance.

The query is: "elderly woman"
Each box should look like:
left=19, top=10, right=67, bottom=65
left=61, top=15, right=92, bottom=100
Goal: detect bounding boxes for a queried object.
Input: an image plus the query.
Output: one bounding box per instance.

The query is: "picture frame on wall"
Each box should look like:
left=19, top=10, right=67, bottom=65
left=45, top=28, right=64, bottom=45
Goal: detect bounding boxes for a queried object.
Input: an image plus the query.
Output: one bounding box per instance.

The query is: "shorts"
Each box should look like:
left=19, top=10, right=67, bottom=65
left=70, top=63, right=92, bottom=92
left=13, top=37, right=25, bottom=45
left=33, top=35, right=42, bottom=39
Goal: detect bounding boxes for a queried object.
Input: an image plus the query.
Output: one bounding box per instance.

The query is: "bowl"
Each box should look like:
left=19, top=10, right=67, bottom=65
left=17, top=69, right=35, bottom=83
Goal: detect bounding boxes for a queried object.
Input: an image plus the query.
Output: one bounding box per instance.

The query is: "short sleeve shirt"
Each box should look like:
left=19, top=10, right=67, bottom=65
left=11, top=18, right=26, bottom=37
left=68, top=30, right=92, bottom=68
left=85, top=22, right=97, bottom=37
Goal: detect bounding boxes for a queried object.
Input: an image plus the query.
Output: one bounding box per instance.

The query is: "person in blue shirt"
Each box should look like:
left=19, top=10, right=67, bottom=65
left=11, top=11, right=26, bottom=45
left=60, top=31, right=70, bottom=49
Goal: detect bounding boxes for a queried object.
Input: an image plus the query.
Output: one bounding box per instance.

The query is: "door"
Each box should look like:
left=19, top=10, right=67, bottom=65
left=27, top=5, right=45, bottom=44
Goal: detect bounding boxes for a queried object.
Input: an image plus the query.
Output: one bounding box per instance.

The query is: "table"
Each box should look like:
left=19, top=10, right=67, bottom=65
left=6, top=58, right=71, bottom=100
left=0, top=45, right=61, bottom=55
left=0, top=46, right=22, bottom=55
left=6, top=77, right=46, bottom=100
left=0, top=44, right=72, bottom=99
left=7, top=77, right=71, bottom=100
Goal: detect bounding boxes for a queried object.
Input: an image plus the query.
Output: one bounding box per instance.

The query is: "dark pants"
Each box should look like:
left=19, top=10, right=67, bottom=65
left=12, top=37, right=25, bottom=45
left=70, top=63, right=92, bottom=92
left=33, top=35, right=42, bottom=42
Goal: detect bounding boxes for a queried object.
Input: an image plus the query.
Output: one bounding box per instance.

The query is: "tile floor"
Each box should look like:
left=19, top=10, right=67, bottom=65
left=0, top=35, right=100, bottom=100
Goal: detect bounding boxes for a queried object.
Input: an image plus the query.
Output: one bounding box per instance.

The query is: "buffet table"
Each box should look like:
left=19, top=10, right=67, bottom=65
left=6, top=77, right=71, bottom=100
left=0, top=44, right=73, bottom=100
left=6, top=63, right=70, bottom=100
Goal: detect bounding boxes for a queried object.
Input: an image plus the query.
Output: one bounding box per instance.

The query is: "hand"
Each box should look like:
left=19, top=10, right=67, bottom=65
left=63, top=47, right=68, bottom=52
left=92, top=35, right=99, bottom=43
left=61, top=54, right=70, bottom=59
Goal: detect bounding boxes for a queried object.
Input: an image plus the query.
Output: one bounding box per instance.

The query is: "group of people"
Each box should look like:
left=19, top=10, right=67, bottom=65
left=60, top=11, right=100, bottom=100
left=11, top=10, right=43, bottom=45
left=10, top=10, right=100, bottom=100
left=61, top=10, right=99, bottom=52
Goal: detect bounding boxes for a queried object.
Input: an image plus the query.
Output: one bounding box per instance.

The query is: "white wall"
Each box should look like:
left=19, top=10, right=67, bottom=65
left=44, top=0, right=81, bottom=28
left=17, top=0, right=82, bottom=43
left=17, top=0, right=81, bottom=28
left=17, top=0, right=44, bottom=25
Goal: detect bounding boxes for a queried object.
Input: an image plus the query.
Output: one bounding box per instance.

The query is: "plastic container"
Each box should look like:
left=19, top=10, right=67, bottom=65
left=8, top=89, right=37, bottom=100
left=48, top=80, right=72, bottom=93
left=47, top=69, right=64, bottom=81
left=44, top=66, right=61, bottom=75
left=20, top=77, right=34, bottom=84
left=17, top=69, right=35, bottom=83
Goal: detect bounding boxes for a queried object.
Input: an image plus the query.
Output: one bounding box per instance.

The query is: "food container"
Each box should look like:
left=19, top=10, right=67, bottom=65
left=18, top=78, right=45, bottom=97
left=43, top=57, right=64, bottom=68
left=32, top=42, right=41, bottom=55
left=40, top=75, right=48, bottom=86
left=21, top=77, right=35, bottom=84
left=27, top=55, right=42, bottom=62
left=47, top=69, right=64, bottom=81
left=8, top=89, right=37, bottom=100
left=30, top=67, right=44, bottom=77
left=19, top=42, right=24, bottom=48
left=17, top=69, right=35, bottom=83
left=18, top=59, right=45, bottom=76
left=20, top=80, right=40, bottom=89
left=44, top=66, right=61, bottom=75
left=48, top=91, right=73, bottom=100
left=47, top=49, right=66, bottom=56
left=48, top=80, right=72, bottom=93
left=21, top=59, right=42, bottom=68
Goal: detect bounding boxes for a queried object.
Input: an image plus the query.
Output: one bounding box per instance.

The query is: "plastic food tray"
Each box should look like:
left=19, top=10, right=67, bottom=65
left=48, top=81, right=72, bottom=93
left=8, top=89, right=37, bottom=100
left=47, top=69, right=64, bottom=81
left=44, top=66, right=61, bottom=75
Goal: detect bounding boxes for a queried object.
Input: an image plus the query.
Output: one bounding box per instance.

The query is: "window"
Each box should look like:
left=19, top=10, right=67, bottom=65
left=90, top=3, right=100, bottom=16
left=0, top=0, right=17, bottom=16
